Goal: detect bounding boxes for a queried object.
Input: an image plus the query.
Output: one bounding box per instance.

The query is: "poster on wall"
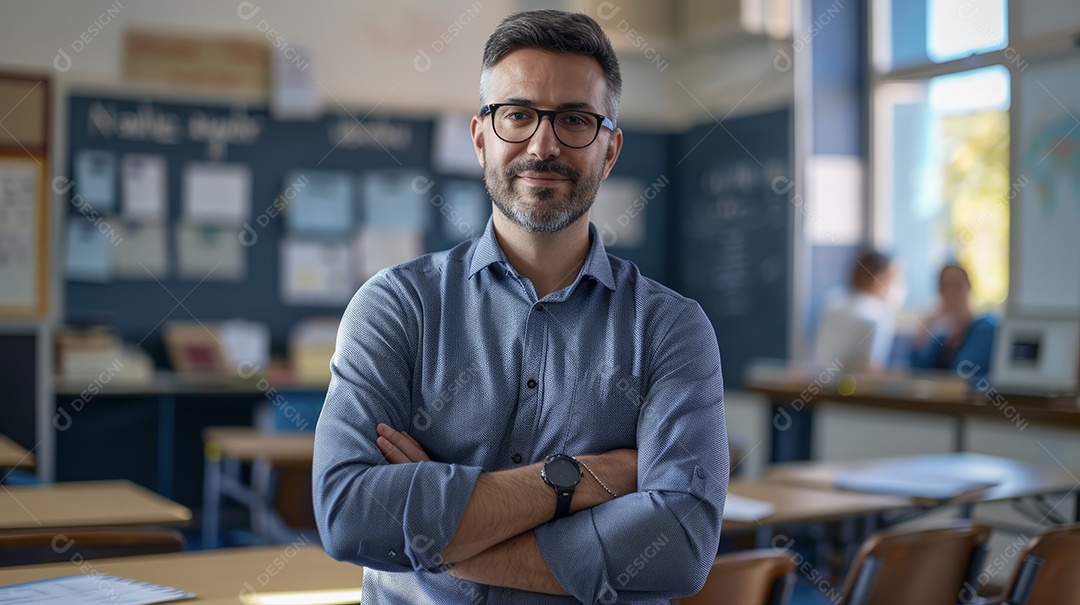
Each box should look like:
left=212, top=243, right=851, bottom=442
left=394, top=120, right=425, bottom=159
left=1015, top=56, right=1080, bottom=314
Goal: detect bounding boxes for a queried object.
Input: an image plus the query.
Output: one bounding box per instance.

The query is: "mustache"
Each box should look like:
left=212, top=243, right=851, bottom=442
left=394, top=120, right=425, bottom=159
left=505, top=158, right=579, bottom=181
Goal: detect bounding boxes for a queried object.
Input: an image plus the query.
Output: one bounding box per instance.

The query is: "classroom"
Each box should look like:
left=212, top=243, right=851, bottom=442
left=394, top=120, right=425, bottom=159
left=0, top=0, right=1078, bottom=603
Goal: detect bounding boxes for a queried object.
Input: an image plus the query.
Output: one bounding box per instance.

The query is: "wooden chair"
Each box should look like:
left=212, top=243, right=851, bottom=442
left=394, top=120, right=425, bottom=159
left=0, top=526, right=185, bottom=567
left=986, top=522, right=1080, bottom=605
left=839, top=519, right=992, bottom=605
left=678, top=549, right=795, bottom=605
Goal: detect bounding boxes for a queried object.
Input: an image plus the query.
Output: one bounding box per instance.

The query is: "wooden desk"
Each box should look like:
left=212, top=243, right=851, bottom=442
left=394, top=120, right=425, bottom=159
left=724, top=479, right=914, bottom=550
left=743, top=361, right=1080, bottom=458
left=0, top=435, right=33, bottom=471
left=0, top=480, right=191, bottom=531
left=202, top=428, right=315, bottom=549
left=54, top=373, right=326, bottom=497
left=765, top=453, right=1080, bottom=520
left=0, top=545, right=362, bottom=604
left=725, top=480, right=912, bottom=530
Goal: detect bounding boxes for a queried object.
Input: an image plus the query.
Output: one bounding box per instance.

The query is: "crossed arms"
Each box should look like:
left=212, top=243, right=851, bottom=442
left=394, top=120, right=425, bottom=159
left=312, top=275, right=728, bottom=602
left=374, top=424, right=637, bottom=595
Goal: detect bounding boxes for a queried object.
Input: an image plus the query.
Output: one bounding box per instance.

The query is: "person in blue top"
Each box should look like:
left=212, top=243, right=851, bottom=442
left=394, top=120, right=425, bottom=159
left=313, top=10, right=727, bottom=605
left=910, top=263, right=997, bottom=380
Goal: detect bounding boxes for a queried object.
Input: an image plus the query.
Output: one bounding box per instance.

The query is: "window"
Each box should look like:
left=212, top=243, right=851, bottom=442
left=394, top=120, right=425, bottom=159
left=872, top=0, right=1012, bottom=315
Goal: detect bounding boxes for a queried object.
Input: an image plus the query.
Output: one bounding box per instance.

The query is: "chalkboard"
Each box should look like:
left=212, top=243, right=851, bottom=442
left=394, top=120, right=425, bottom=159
left=64, top=93, right=672, bottom=366
left=673, top=109, right=792, bottom=389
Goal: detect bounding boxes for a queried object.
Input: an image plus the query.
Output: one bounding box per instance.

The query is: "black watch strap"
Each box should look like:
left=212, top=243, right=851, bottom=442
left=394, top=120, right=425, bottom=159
left=554, top=487, right=574, bottom=519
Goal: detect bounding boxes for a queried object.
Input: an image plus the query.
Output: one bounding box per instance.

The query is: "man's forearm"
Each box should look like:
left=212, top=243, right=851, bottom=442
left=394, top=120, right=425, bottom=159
left=441, top=463, right=556, bottom=564
left=439, top=449, right=634, bottom=564
left=448, top=530, right=568, bottom=596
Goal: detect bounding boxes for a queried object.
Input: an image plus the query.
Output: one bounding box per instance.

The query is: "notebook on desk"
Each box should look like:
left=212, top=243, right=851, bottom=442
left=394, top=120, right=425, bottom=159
left=723, top=494, right=777, bottom=522
left=0, top=574, right=193, bottom=604
left=834, top=455, right=1004, bottom=499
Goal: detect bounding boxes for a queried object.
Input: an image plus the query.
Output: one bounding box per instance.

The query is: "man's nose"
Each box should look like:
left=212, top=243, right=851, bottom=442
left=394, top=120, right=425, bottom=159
left=526, top=115, right=562, bottom=159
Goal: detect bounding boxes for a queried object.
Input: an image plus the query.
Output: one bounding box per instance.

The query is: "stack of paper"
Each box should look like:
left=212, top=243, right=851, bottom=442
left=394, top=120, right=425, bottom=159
left=0, top=574, right=193, bottom=604
left=723, top=495, right=776, bottom=522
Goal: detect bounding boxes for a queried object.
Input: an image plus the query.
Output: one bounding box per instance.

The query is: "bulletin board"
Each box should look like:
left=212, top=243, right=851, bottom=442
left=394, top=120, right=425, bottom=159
left=63, top=92, right=672, bottom=365
left=0, top=73, right=49, bottom=319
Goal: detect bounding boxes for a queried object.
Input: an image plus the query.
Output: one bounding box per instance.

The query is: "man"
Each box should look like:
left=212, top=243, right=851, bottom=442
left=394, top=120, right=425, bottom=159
left=314, top=10, right=727, bottom=604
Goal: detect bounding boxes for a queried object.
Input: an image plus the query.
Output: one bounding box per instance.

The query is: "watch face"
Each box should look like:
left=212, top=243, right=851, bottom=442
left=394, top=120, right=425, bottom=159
left=545, top=457, right=580, bottom=487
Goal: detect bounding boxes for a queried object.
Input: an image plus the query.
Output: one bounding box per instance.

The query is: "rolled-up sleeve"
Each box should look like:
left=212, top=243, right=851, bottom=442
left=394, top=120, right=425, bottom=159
left=313, top=270, right=483, bottom=572
left=534, top=302, right=728, bottom=603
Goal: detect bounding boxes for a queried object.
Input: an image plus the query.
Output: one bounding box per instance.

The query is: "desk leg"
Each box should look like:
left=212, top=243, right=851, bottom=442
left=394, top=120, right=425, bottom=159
left=954, top=416, right=966, bottom=452
left=754, top=526, right=774, bottom=549
left=157, top=395, right=175, bottom=497
left=203, top=454, right=222, bottom=549
left=770, top=401, right=814, bottom=462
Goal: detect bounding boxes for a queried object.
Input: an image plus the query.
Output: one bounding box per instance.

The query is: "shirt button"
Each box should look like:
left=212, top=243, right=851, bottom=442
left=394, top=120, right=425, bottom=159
left=535, top=304, right=545, bottom=312
left=512, top=453, right=523, bottom=463
left=527, top=378, right=538, bottom=389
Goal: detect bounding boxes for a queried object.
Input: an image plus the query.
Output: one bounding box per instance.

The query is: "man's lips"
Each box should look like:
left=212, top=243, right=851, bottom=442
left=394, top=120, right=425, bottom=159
left=515, top=171, right=569, bottom=187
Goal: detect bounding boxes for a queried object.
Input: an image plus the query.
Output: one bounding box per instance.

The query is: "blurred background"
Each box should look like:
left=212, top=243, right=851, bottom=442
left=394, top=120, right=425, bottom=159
left=1, top=0, right=1079, bottom=602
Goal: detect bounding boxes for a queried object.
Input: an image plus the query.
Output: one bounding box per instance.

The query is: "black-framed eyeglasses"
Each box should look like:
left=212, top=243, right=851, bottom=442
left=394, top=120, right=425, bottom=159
left=479, top=103, right=617, bottom=149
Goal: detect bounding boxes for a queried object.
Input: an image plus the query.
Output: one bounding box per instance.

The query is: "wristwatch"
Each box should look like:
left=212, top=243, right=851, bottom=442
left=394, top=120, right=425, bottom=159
left=541, top=454, right=582, bottom=520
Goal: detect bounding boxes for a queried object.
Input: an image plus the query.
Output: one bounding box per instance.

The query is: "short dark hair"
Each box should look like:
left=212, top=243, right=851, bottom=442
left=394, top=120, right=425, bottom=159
left=479, top=10, right=622, bottom=119
left=850, top=250, right=893, bottom=293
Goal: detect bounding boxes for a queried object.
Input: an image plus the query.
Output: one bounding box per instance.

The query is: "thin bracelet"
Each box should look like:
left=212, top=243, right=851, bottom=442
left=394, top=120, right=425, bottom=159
left=576, top=458, right=619, bottom=498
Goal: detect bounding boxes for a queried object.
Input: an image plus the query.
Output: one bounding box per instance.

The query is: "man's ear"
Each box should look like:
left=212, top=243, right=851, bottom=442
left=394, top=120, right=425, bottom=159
left=470, top=115, right=485, bottom=169
left=601, top=128, right=624, bottom=181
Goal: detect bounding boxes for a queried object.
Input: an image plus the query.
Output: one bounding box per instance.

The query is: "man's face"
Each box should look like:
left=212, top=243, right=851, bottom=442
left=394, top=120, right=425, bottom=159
left=471, top=48, right=622, bottom=234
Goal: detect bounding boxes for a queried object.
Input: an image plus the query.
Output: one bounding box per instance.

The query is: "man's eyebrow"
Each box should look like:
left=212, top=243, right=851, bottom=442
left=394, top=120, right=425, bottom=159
left=502, top=98, right=597, bottom=112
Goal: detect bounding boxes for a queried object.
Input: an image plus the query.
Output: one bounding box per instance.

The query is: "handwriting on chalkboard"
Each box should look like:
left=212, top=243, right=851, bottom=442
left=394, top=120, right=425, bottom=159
left=87, top=101, right=263, bottom=160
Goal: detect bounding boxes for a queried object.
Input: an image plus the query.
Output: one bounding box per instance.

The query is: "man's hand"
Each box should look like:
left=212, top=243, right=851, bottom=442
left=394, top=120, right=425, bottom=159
left=375, top=423, right=430, bottom=463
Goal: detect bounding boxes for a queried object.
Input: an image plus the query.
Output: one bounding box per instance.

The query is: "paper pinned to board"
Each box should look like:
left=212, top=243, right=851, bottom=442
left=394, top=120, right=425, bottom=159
left=284, top=170, right=354, bottom=236
left=175, top=224, right=245, bottom=281
left=113, top=223, right=168, bottom=279
left=74, top=149, right=117, bottom=213
left=64, top=220, right=114, bottom=283
left=280, top=239, right=355, bottom=306
left=182, top=162, right=252, bottom=226
left=121, top=153, right=168, bottom=223
left=354, top=228, right=424, bottom=282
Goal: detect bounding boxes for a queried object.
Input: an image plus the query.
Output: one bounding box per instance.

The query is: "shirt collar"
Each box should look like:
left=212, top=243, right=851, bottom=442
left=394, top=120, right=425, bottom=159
left=468, top=217, right=617, bottom=292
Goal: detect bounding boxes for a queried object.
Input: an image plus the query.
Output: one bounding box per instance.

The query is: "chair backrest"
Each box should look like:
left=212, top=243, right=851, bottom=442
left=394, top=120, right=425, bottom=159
left=841, top=520, right=993, bottom=605
left=998, top=522, right=1080, bottom=605
left=0, top=526, right=185, bottom=567
left=678, top=549, right=796, bottom=605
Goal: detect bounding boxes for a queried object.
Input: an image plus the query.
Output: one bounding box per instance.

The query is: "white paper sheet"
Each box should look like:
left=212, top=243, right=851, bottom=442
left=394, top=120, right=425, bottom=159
left=354, top=228, right=424, bottom=282
left=182, top=162, right=251, bottom=226
left=220, top=319, right=270, bottom=368
left=0, top=573, right=194, bottom=604
left=121, top=153, right=168, bottom=223
left=272, top=44, right=320, bottom=120
left=280, top=239, right=355, bottom=306
left=0, top=158, right=40, bottom=308
left=74, top=149, right=117, bottom=213
left=113, top=223, right=168, bottom=279
left=175, top=225, right=245, bottom=281
left=722, top=494, right=777, bottom=522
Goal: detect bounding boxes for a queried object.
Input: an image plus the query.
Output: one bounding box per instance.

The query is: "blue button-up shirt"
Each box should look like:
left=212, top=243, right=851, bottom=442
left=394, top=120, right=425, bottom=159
left=314, top=218, right=728, bottom=604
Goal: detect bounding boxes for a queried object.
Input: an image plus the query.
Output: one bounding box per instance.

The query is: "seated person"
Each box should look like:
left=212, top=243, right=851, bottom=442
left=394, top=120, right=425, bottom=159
left=910, top=263, right=997, bottom=379
left=812, top=250, right=901, bottom=371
